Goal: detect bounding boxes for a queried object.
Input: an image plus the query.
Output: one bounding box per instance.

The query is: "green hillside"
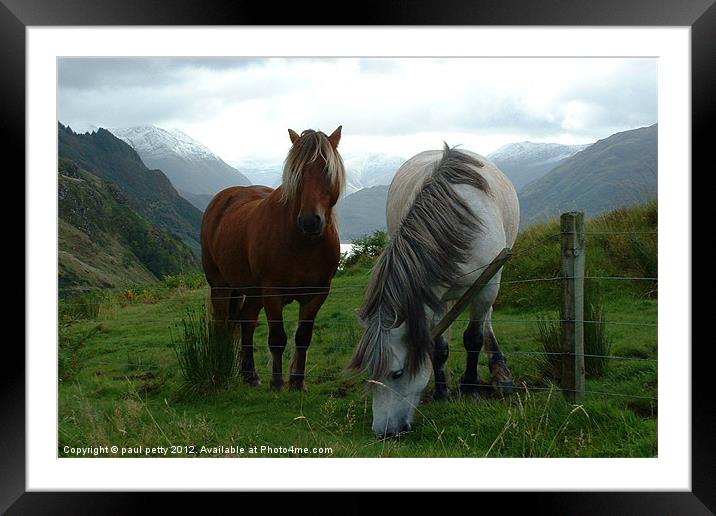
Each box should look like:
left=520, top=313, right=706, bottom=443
left=501, top=200, right=658, bottom=310
left=58, top=158, right=198, bottom=289
left=519, top=124, right=657, bottom=227
left=58, top=124, right=203, bottom=255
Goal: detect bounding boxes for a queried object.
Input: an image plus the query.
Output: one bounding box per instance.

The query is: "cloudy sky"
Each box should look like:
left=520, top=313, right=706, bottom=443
left=58, top=57, right=657, bottom=164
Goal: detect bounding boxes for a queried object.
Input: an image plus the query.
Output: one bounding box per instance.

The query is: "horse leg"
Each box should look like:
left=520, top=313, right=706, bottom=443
left=432, top=334, right=450, bottom=401
left=210, top=285, right=232, bottom=331
left=483, top=310, right=514, bottom=396
left=263, top=293, right=287, bottom=391
left=459, top=320, right=484, bottom=398
left=288, top=293, right=327, bottom=391
left=460, top=300, right=491, bottom=398
left=238, top=297, right=262, bottom=386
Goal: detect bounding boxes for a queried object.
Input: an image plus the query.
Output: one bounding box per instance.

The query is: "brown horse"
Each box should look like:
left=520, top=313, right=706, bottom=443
left=200, top=127, right=345, bottom=391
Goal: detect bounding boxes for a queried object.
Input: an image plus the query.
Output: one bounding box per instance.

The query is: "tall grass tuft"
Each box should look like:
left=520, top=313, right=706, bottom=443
left=536, top=317, right=562, bottom=380
left=172, top=307, right=240, bottom=395
left=59, top=291, right=107, bottom=321
left=583, top=291, right=613, bottom=377
left=484, top=386, right=592, bottom=457
left=537, top=286, right=613, bottom=380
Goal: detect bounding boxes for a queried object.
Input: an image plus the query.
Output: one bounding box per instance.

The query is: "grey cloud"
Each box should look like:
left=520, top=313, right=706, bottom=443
left=58, top=57, right=657, bottom=146
left=58, top=57, right=262, bottom=90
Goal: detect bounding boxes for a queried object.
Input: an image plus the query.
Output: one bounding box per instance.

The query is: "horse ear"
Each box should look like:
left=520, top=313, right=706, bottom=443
left=288, top=129, right=300, bottom=144
left=328, top=126, right=342, bottom=148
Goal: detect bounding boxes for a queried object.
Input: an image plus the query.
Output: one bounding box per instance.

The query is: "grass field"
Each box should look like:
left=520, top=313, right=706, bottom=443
left=58, top=203, right=658, bottom=458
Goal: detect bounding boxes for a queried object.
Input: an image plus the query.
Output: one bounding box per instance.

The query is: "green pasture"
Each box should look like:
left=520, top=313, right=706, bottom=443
left=58, top=203, right=658, bottom=458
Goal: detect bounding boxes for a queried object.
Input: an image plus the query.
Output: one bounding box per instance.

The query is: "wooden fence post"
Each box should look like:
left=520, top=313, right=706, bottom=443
left=560, top=212, right=586, bottom=402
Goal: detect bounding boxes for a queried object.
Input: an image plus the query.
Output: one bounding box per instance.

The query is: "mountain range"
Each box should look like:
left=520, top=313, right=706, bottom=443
left=109, top=126, right=251, bottom=210
left=332, top=141, right=591, bottom=241
left=57, top=121, right=657, bottom=287
left=488, top=141, right=591, bottom=190
left=518, top=124, right=657, bottom=227
left=334, top=125, right=656, bottom=239
left=236, top=143, right=589, bottom=199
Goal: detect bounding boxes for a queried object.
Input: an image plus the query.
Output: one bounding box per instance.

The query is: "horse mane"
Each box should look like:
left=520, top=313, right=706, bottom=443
left=350, top=144, right=490, bottom=380
left=280, top=129, right=345, bottom=204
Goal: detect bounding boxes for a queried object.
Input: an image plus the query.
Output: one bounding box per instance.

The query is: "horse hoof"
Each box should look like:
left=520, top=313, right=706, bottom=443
left=493, top=380, right=514, bottom=396
left=270, top=380, right=284, bottom=391
left=459, top=384, right=481, bottom=400
left=433, top=387, right=450, bottom=401
left=243, top=376, right=261, bottom=387
left=288, top=382, right=307, bottom=392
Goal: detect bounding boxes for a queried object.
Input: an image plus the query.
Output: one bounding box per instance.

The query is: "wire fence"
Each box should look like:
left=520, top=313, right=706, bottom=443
left=57, top=274, right=658, bottom=303
left=59, top=227, right=658, bottom=401
left=87, top=363, right=659, bottom=402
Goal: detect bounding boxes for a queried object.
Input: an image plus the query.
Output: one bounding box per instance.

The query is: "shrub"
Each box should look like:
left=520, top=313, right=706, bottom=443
left=339, top=230, right=388, bottom=270
left=171, top=307, right=240, bottom=395
left=162, top=273, right=207, bottom=290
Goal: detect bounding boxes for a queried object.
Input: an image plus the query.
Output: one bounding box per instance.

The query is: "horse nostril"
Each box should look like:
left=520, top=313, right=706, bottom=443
left=298, top=214, right=322, bottom=234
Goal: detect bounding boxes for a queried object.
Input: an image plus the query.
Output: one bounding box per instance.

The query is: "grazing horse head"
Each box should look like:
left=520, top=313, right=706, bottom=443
left=359, top=321, right=432, bottom=438
left=282, top=127, right=344, bottom=237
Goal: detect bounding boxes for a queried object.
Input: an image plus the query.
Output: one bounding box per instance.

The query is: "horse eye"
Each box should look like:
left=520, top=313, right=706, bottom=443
left=391, top=369, right=404, bottom=380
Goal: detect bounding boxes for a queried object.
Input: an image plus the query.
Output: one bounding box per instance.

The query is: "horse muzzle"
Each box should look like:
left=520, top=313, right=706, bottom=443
left=297, top=214, right=325, bottom=236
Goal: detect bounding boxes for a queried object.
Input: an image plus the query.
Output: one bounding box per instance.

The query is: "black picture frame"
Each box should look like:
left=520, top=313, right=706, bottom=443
left=5, top=0, right=712, bottom=513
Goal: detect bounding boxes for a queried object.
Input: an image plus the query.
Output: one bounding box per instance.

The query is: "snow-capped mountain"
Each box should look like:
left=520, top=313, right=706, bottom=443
left=488, top=141, right=591, bottom=191
left=109, top=126, right=251, bottom=206
left=519, top=125, right=657, bottom=227
left=342, top=153, right=406, bottom=191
